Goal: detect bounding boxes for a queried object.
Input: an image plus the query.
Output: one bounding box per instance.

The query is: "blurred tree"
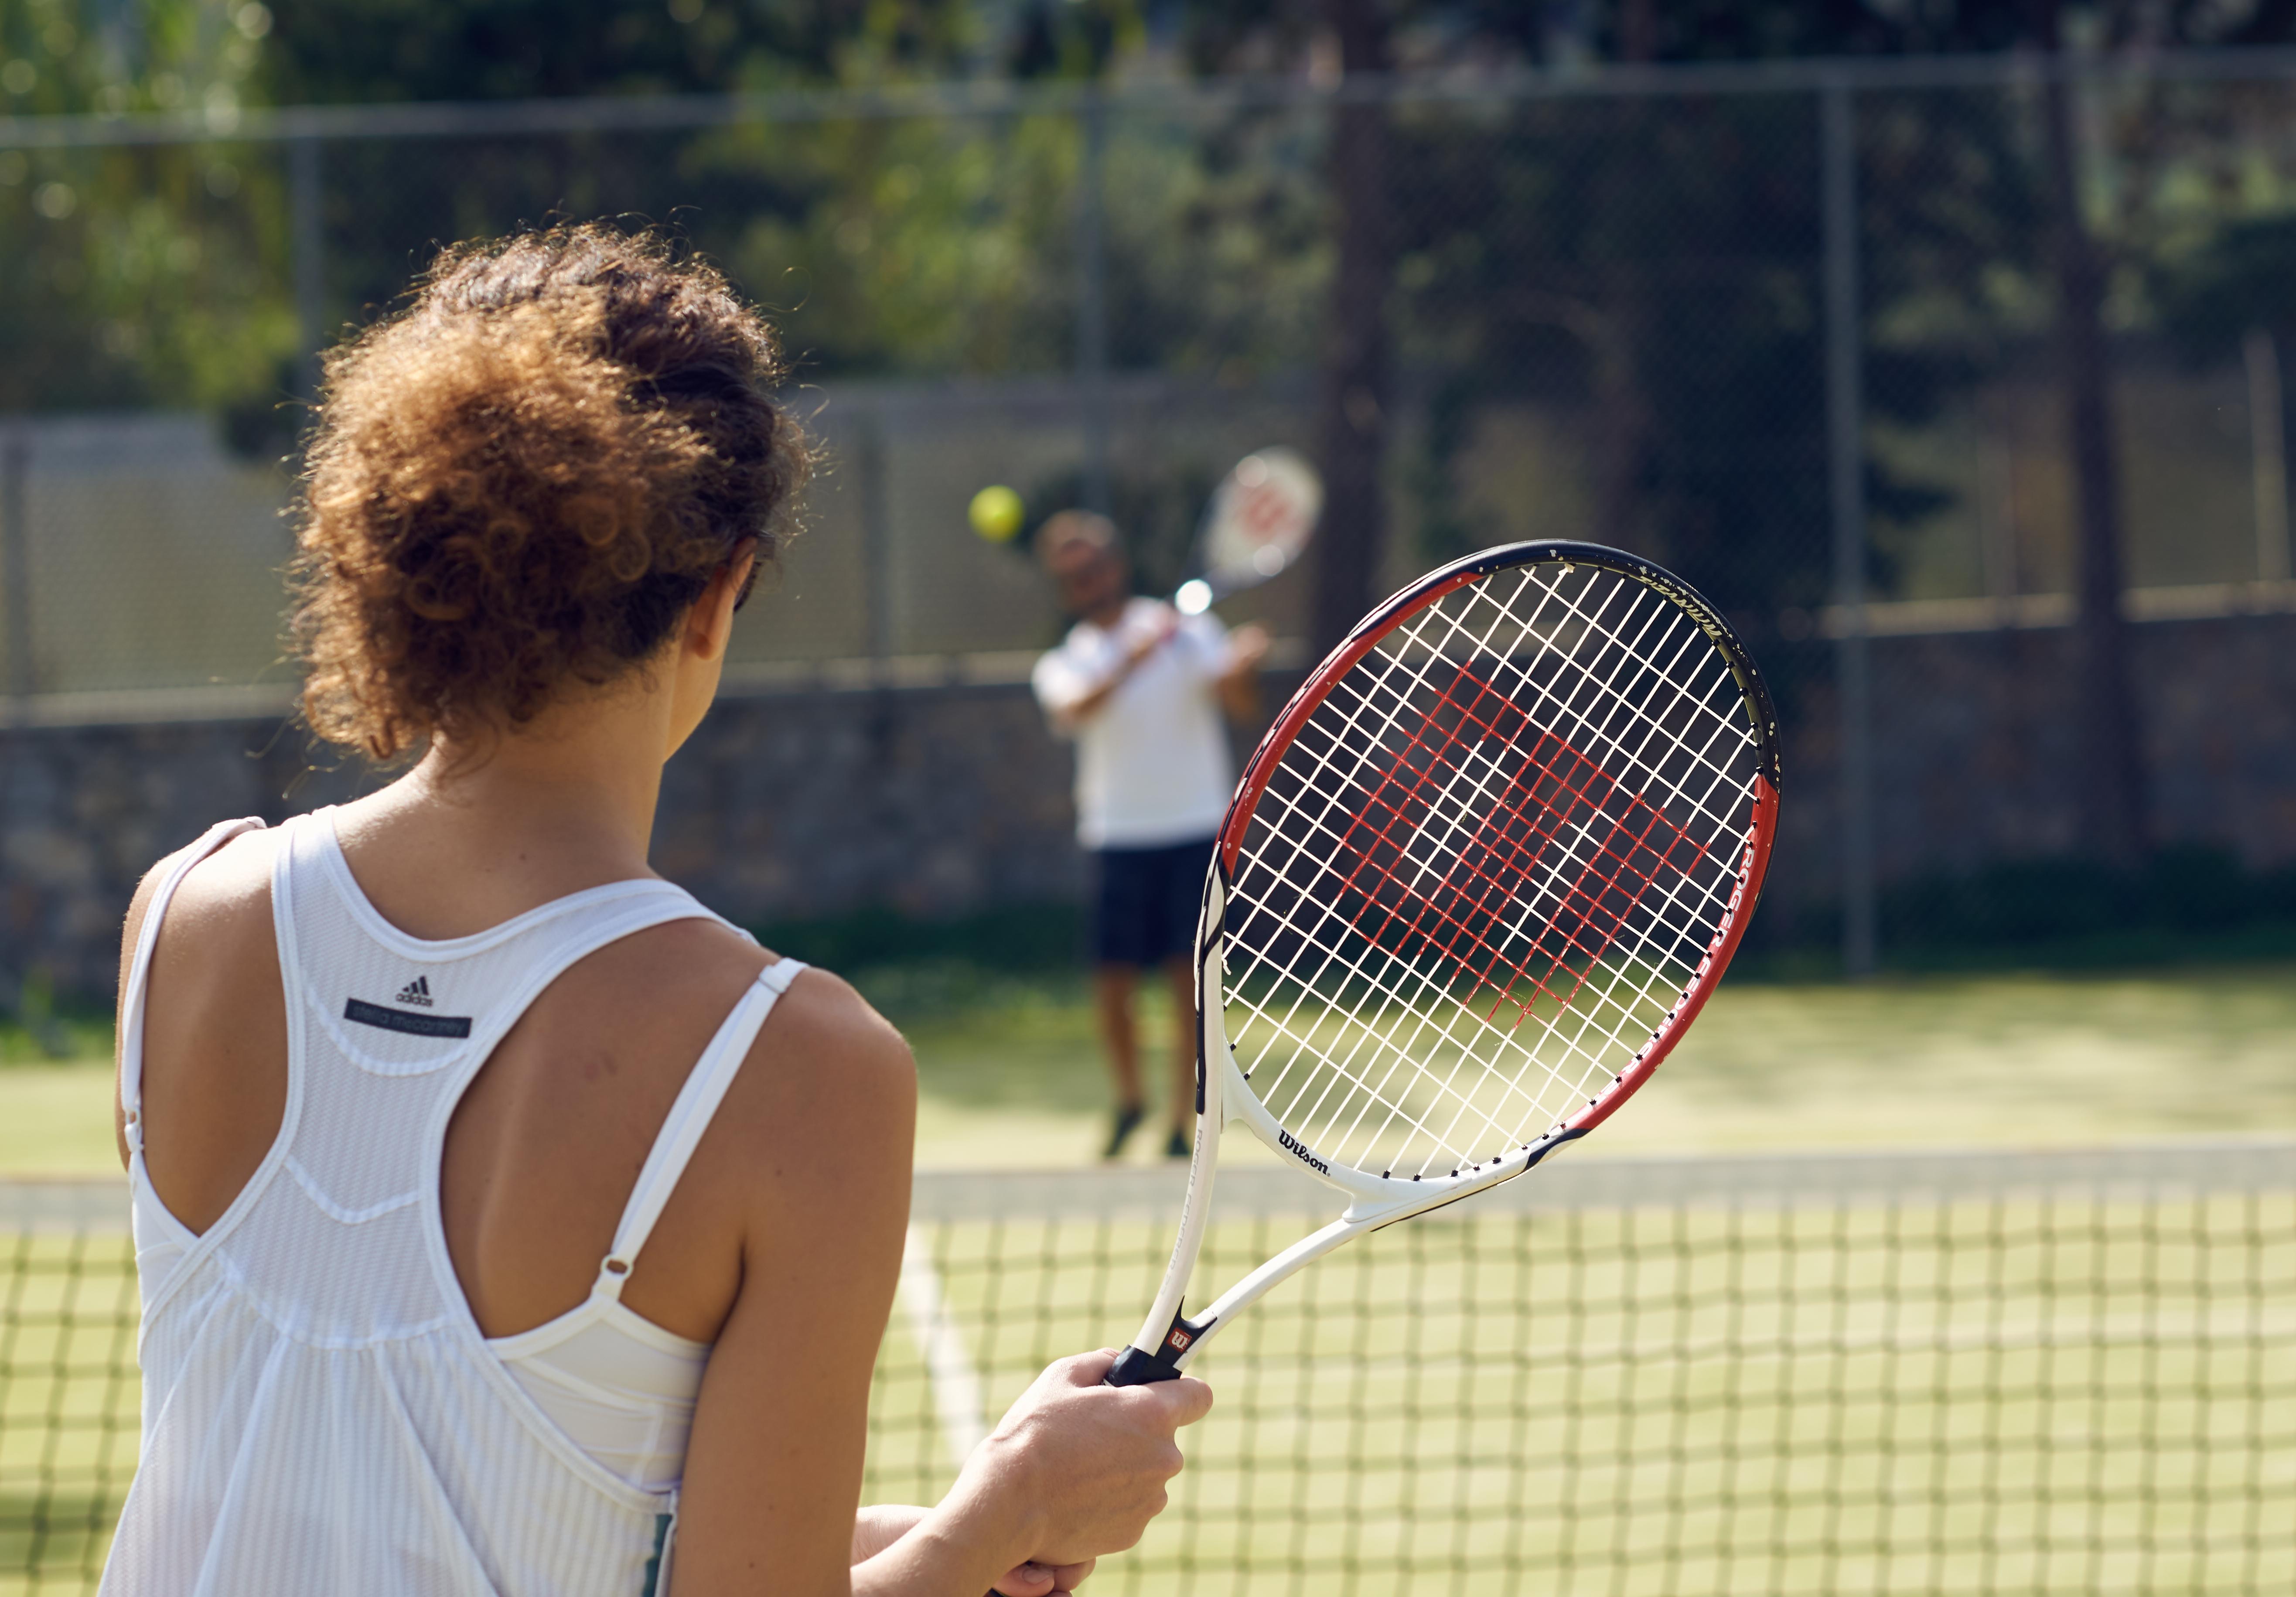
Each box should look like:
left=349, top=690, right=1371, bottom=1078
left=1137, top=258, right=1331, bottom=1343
left=0, top=0, right=290, bottom=414
left=2155, top=214, right=2296, bottom=359
left=0, top=0, right=1042, bottom=430
left=1307, top=0, right=1395, bottom=658
left=2028, top=0, right=2146, bottom=867
left=1326, top=3, right=2020, bottom=642
left=251, top=1, right=1025, bottom=395
left=257, top=1, right=977, bottom=102
left=1163, top=0, right=2293, bottom=841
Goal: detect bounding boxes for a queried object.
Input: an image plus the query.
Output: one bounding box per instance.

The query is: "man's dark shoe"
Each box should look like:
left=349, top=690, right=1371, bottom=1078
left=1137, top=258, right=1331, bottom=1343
left=1103, top=1102, right=1146, bottom=1160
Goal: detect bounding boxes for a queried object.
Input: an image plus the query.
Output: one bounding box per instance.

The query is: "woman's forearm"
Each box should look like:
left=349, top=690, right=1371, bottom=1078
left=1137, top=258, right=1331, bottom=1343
left=849, top=1495, right=1028, bottom=1597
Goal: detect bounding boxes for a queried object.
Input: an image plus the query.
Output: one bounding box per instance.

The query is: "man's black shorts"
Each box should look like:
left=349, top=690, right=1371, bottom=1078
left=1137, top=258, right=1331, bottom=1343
left=1091, top=836, right=1214, bottom=968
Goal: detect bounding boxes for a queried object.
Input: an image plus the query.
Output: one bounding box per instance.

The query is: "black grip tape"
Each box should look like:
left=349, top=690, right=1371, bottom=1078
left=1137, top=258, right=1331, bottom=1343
left=1105, top=1310, right=1210, bottom=1386
left=1106, top=1345, right=1184, bottom=1386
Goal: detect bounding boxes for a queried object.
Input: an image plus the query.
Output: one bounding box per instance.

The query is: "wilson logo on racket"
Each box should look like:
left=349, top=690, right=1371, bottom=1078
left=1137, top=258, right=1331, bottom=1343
left=1276, top=1129, right=1330, bottom=1175
left=1333, top=660, right=1710, bottom=1027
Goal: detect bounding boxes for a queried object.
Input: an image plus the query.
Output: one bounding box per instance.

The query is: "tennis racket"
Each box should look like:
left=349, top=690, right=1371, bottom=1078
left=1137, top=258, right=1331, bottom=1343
left=1172, top=447, right=1322, bottom=617
left=1106, top=540, right=1781, bottom=1386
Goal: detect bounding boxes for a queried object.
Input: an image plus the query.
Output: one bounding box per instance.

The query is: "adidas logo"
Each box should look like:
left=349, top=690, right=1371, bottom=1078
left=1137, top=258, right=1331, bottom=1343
left=394, top=976, right=435, bottom=1009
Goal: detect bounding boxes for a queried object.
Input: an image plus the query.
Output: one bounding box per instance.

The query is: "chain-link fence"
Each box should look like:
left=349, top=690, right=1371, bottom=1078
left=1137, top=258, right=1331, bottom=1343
left=5, top=58, right=2296, bottom=968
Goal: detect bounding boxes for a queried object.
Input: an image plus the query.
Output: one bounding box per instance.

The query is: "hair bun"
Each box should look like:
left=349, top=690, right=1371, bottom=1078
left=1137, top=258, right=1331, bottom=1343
left=291, top=224, right=809, bottom=761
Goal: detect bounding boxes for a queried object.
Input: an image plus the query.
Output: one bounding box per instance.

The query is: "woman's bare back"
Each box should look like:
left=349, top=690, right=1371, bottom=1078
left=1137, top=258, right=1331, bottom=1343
left=123, top=794, right=822, bottom=1348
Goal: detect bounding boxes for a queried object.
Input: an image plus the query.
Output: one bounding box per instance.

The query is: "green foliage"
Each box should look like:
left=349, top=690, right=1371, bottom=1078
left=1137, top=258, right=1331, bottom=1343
left=258, top=0, right=966, bottom=105
left=1, top=0, right=290, bottom=413
left=1883, top=845, right=2296, bottom=950
left=17, top=0, right=2296, bottom=628
left=1387, top=85, right=2043, bottom=648
left=1734, top=845, right=2296, bottom=979
left=2, top=0, right=1089, bottom=419
left=2153, top=211, right=2296, bottom=361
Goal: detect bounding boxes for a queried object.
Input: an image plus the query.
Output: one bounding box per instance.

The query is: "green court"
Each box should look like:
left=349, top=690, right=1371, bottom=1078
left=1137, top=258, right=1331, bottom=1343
left=892, top=960, right=2296, bottom=1167
left=7, top=961, right=2295, bottom=1174
left=6, top=965, right=2293, bottom=1593
left=11, top=1154, right=2291, bottom=1596
left=869, top=1173, right=2296, bottom=1596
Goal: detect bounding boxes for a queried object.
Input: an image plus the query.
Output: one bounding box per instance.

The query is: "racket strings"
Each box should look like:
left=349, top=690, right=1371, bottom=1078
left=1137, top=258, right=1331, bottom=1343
left=1224, top=563, right=1759, bottom=1178
left=1253, top=577, right=1724, bottom=1048
left=1295, top=579, right=1716, bottom=1160
left=1240, top=592, right=1653, bottom=1152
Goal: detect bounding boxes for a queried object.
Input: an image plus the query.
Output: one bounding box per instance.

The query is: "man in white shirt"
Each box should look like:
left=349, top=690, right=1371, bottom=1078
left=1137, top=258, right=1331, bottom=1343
left=1031, top=511, right=1268, bottom=1159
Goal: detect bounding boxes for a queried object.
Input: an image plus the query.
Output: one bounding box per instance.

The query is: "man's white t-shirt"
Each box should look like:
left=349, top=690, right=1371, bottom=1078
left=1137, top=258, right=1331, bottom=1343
left=1032, top=597, right=1236, bottom=850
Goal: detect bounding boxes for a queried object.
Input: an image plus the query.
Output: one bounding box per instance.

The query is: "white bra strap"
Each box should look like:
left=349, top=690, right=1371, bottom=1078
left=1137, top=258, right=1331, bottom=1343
left=592, top=959, right=807, bottom=1302
left=118, top=818, right=269, bottom=1149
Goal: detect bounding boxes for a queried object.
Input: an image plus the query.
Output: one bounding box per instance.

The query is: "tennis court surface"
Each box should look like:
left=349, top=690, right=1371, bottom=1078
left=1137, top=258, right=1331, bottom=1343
left=5, top=1143, right=2291, bottom=1595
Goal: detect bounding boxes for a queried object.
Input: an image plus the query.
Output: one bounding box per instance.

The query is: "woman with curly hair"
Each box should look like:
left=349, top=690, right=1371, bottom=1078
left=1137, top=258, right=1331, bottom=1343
left=102, top=224, right=1208, bottom=1597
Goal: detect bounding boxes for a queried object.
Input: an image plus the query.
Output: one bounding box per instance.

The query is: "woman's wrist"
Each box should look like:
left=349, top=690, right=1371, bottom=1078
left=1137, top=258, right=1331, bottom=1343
left=852, top=1459, right=1043, bottom=1594
left=852, top=1505, right=929, bottom=1566
left=849, top=1507, right=1013, bottom=1596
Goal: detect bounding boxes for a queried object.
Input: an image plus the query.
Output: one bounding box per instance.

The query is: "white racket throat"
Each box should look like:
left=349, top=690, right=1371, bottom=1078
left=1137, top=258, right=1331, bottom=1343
left=1117, top=866, right=1591, bottom=1382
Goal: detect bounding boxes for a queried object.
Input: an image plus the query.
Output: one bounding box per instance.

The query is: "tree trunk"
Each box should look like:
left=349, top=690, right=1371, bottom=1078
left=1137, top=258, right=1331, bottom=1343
left=1590, top=0, right=1658, bottom=551
left=1309, top=0, right=1394, bottom=658
left=1617, top=0, right=1658, bottom=62
left=2035, top=0, right=2148, bottom=865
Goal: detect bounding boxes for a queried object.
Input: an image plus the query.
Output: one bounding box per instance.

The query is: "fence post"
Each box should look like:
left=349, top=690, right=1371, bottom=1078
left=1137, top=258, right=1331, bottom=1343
left=1, top=427, right=29, bottom=702
left=1075, top=88, right=1112, bottom=519
left=1821, top=76, right=1877, bottom=978
left=290, top=136, right=326, bottom=403
left=858, top=403, right=893, bottom=676
left=2245, top=326, right=2292, bottom=584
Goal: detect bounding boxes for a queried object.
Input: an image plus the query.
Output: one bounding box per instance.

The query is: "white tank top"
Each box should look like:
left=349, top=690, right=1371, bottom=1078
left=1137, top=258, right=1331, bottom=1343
left=102, top=811, right=805, bottom=1597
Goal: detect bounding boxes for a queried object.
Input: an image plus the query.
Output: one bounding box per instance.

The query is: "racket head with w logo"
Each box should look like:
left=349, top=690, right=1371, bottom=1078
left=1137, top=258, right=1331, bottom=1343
left=1107, top=540, right=1781, bottom=1386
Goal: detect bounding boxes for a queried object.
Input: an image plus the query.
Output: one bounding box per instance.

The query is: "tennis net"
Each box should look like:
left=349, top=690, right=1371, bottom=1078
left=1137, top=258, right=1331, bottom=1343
left=4, top=1143, right=2291, bottom=1595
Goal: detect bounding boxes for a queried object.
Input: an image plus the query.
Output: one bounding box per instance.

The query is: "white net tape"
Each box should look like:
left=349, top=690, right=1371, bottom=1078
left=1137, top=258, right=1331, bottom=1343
left=1223, top=559, right=1762, bottom=1180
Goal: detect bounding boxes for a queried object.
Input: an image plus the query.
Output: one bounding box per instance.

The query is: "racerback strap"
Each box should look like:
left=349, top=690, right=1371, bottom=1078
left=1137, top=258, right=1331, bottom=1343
left=590, top=958, right=809, bottom=1302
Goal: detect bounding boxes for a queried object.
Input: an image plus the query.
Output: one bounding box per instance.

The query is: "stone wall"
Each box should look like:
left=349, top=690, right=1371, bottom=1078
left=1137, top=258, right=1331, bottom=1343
left=5, top=608, right=2293, bottom=1004
left=0, top=683, right=1085, bottom=1004
left=1760, top=608, right=2296, bottom=943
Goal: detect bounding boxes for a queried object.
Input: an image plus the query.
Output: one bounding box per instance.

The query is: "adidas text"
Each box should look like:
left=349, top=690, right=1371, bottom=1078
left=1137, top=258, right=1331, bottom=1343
left=395, top=976, right=435, bottom=1008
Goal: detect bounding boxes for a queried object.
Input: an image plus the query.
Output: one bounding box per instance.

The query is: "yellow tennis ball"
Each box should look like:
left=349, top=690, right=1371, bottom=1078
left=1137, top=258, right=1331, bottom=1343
left=969, top=485, right=1025, bottom=543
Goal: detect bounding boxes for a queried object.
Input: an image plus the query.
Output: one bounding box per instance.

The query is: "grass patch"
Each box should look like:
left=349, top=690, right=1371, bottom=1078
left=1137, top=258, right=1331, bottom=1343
left=0, top=1019, right=108, bottom=1073
left=7, top=959, right=2293, bottom=1175
left=879, top=956, right=2296, bottom=1165
left=14, top=1194, right=2285, bottom=1594
left=752, top=903, right=1085, bottom=984
left=0, top=1234, right=141, bottom=1597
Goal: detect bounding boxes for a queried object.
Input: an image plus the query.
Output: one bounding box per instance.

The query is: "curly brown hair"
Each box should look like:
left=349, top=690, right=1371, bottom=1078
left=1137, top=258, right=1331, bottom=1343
left=291, top=224, right=809, bottom=760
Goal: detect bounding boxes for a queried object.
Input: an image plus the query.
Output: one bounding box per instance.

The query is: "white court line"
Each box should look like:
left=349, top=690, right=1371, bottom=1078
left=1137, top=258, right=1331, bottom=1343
left=897, top=1225, right=988, bottom=1468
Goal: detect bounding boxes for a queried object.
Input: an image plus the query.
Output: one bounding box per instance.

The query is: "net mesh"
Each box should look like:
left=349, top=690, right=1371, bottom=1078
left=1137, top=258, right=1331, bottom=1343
left=1224, top=559, right=1764, bottom=1180
left=7, top=1153, right=2290, bottom=1597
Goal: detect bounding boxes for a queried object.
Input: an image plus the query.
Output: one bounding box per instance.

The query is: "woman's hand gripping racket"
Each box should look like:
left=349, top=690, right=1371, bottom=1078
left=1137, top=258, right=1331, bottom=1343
left=1107, top=540, right=1782, bottom=1386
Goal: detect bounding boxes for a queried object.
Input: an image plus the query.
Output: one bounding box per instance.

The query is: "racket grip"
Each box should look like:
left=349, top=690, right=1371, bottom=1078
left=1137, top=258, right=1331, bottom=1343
left=1105, top=1345, right=1184, bottom=1386
left=1105, top=1309, right=1207, bottom=1385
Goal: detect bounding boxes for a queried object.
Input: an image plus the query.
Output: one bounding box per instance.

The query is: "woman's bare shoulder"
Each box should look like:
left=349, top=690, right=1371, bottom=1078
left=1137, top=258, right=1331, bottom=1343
left=742, top=962, right=915, bottom=1133
left=118, top=826, right=283, bottom=996
left=703, top=955, right=917, bottom=1213
left=549, top=920, right=914, bottom=1112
